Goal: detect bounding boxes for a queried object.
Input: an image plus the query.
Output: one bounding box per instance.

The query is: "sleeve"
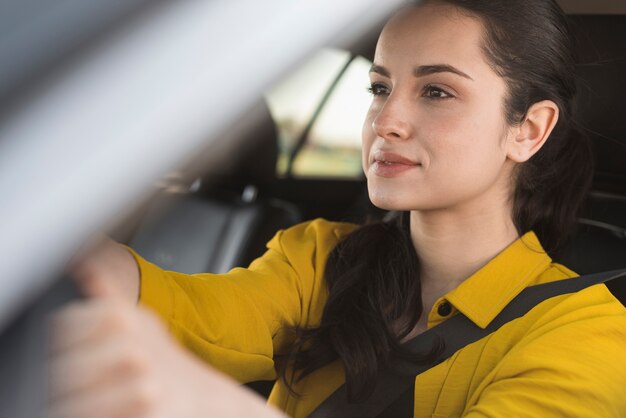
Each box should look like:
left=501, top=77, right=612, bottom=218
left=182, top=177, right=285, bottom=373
left=129, top=219, right=352, bottom=383
left=463, top=290, right=626, bottom=417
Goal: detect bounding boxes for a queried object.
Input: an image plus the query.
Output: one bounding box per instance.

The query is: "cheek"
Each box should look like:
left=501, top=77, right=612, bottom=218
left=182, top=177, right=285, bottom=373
left=424, top=111, right=508, bottom=186
left=429, top=100, right=506, bottom=158
left=361, top=110, right=376, bottom=167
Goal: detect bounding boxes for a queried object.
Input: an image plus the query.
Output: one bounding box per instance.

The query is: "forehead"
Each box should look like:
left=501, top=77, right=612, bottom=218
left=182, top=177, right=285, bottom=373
left=375, top=3, right=488, bottom=73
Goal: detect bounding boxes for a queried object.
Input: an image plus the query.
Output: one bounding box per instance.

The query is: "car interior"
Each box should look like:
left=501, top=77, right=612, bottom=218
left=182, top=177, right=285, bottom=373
left=0, top=0, right=624, bottom=415
left=127, top=12, right=626, bottom=298
left=126, top=8, right=626, bottom=398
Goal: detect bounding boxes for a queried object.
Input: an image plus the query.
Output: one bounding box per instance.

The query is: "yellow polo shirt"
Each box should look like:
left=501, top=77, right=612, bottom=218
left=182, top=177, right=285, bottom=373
left=134, top=218, right=626, bottom=417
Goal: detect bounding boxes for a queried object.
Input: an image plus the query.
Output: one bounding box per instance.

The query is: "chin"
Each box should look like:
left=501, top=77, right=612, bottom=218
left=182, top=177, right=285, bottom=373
left=368, top=190, right=408, bottom=211
left=368, top=185, right=448, bottom=212
left=367, top=176, right=420, bottom=211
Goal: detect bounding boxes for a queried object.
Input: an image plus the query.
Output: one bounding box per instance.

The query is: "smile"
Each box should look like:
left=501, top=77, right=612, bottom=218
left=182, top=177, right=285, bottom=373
left=371, top=151, right=421, bottom=178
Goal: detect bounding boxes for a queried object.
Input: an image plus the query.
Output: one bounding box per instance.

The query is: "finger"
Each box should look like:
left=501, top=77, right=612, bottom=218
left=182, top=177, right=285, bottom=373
left=69, top=235, right=117, bottom=295
left=48, top=300, right=133, bottom=354
left=75, top=272, right=122, bottom=300
left=70, top=239, right=139, bottom=303
left=47, top=375, right=158, bottom=418
left=48, top=337, right=146, bottom=401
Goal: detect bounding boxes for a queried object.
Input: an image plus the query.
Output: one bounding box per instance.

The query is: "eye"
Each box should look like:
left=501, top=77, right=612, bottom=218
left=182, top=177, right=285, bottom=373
left=423, top=84, right=454, bottom=99
left=366, top=82, right=390, bottom=97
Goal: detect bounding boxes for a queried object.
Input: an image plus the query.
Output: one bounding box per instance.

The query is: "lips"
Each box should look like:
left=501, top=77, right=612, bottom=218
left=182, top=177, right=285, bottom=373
left=372, top=151, right=419, bottom=166
left=370, top=151, right=420, bottom=178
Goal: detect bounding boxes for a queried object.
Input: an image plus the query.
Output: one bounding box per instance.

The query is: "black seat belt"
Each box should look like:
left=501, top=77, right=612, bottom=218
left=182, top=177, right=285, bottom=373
left=308, top=268, right=626, bottom=418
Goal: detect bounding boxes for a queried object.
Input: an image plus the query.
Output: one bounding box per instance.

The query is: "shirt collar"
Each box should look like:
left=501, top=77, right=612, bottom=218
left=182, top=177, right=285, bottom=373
left=442, top=231, right=552, bottom=329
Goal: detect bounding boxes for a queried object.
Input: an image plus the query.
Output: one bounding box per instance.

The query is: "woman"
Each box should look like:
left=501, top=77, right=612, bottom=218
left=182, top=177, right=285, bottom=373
left=48, top=0, right=626, bottom=417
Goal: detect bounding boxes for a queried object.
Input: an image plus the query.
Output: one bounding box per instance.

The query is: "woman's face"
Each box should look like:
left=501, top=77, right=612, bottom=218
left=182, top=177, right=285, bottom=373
left=363, top=3, right=516, bottom=212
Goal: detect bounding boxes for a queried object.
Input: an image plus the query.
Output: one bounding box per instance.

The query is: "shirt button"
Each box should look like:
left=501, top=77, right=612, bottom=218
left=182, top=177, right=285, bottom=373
left=437, top=301, right=452, bottom=317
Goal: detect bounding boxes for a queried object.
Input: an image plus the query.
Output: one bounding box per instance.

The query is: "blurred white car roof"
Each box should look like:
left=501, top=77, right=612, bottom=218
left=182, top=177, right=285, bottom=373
left=0, top=0, right=404, bottom=330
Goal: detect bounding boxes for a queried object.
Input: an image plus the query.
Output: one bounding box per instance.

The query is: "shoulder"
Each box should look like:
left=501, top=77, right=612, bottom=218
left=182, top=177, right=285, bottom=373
left=532, top=260, right=626, bottom=321
left=475, top=311, right=626, bottom=416
left=252, top=218, right=360, bottom=286
left=532, top=260, right=625, bottom=324
left=266, top=218, right=360, bottom=257
left=280, top=218, right=359, bottom=240
left=491, top=276, right=626, bottom=416
left=526, top=244, right=625, bottom=325
left=505, top=260, right=626, bottom=380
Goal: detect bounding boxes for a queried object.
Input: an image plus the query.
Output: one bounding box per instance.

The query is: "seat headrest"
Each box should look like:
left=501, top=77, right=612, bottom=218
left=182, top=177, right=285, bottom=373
left=199, top=99, right=278, bottom=191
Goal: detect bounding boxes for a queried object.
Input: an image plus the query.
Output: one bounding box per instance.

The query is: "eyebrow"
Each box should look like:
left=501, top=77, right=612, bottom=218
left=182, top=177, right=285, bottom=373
left=369, top=63, right=474, bottom=81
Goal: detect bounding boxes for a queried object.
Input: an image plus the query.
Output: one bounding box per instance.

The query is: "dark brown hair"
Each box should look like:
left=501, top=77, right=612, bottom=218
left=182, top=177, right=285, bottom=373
left=281, top=0, right=593, bottom=401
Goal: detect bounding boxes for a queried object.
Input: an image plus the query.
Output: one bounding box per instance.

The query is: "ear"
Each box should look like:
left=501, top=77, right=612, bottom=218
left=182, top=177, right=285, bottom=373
left=507, top=100, right=559, bottom=163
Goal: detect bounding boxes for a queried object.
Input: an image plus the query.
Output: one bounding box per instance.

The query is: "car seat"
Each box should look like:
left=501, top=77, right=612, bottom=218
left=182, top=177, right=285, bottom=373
left=128, top=100, right=301, bottom=274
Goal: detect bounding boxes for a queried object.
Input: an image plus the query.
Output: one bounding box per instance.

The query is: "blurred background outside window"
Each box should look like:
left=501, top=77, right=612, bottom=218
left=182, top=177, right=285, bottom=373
left=265, top=48, right=372, bottom=178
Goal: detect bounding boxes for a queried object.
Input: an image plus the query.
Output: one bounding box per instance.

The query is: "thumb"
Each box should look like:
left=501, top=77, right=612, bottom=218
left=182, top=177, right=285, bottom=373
left=69, top=235, right=140, bottom=303
left=71, top=259, right=127, bottom=300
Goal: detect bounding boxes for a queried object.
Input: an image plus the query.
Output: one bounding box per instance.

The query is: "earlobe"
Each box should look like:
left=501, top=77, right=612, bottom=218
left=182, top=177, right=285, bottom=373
left=508, top=100, right=559, bottom=163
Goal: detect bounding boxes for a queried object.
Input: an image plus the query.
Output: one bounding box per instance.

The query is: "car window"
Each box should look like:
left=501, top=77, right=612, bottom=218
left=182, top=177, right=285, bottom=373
left=265, top=48, right=372, bottom=178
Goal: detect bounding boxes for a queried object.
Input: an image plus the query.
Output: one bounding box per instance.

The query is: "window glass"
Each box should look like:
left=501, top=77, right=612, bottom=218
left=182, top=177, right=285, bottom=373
left=265, top=48, right=372, bottom=178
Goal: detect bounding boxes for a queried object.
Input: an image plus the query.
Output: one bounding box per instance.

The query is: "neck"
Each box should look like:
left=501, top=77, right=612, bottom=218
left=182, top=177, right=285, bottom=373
left=410, top=201, right=519, bottom=299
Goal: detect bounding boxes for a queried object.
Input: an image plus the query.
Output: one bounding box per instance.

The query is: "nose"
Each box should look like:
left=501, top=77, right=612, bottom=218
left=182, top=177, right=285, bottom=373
left=371, top=94, right=413, bottom=141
